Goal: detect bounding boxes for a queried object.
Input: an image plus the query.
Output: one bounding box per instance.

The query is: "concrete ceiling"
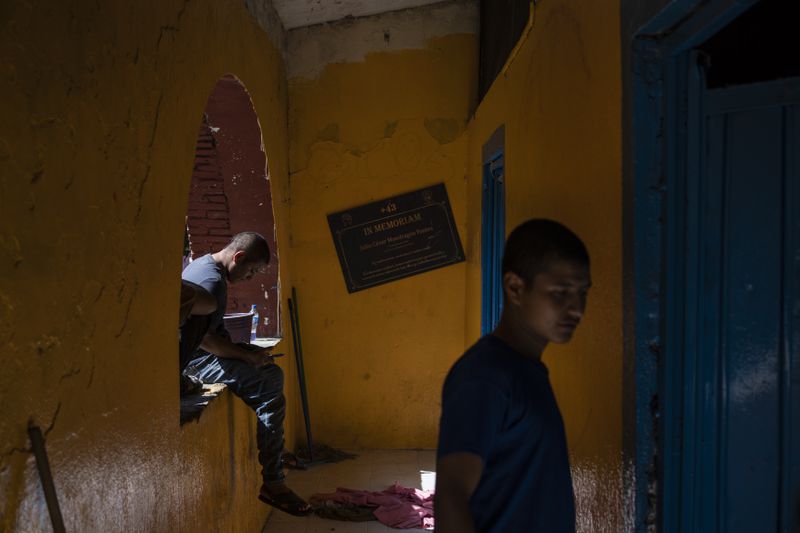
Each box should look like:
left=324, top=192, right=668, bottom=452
left=273, top=0, right=451, bottom=30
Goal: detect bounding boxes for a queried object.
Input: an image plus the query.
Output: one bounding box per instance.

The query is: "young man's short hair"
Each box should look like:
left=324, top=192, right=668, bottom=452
left=225, top=232, right=270, bottom=264
left=501, top=219, right=589, bottom=282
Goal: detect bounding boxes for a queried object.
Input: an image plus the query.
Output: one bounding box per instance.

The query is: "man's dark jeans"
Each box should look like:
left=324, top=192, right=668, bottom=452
left=185, top=354, right=286, bottom=486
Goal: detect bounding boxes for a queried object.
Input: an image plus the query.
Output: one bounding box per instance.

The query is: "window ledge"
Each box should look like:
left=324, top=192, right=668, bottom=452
left=250, top=337, right=281, bottom=348
left=179, top=338, right=282, bottom=425
left=180, top=383, right=228, bottom=425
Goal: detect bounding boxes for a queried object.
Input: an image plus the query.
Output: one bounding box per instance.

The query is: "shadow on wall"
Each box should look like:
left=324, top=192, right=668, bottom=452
left=185, top=75, right=281, bottom=337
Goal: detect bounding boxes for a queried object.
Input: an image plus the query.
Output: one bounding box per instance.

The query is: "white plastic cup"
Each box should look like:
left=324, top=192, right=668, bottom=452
left=420, top=470, right=436, bottom=492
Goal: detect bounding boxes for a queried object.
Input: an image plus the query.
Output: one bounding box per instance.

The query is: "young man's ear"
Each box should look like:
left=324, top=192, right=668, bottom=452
left=503, top=271, right=528, bottom=307
left=232, top=250, right=247, bottom=264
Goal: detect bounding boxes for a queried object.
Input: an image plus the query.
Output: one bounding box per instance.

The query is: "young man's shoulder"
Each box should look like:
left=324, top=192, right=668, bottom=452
left=446, top=335, right=520, bottom=390
left=182, top=255, right=221, bottom=280
left=182, top=255, right=226, bottom=300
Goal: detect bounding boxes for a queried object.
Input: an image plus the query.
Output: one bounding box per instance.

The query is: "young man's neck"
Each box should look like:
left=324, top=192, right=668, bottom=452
left=492, top=315, right=547, bottom=361
left=211, top=250, right=233, bottom=275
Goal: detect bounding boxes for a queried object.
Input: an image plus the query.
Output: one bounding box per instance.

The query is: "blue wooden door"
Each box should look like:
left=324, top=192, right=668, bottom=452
left=681, top=76, right=800, bottom=531
left=481, top=150, right=505, bottom=335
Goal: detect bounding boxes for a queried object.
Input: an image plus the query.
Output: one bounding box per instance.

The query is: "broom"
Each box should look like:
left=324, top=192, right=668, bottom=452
left=284, top=287, right=356, bottom=468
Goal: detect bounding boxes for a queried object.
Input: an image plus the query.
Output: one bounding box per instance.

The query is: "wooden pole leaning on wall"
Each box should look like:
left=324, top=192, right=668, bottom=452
left=28, top=423, right=66, bottom=533
left=288, top=287, right=314, bottom=463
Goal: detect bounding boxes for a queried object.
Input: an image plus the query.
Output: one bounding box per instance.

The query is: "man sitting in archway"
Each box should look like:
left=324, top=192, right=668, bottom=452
left=180, top=231, right=313, bottom=516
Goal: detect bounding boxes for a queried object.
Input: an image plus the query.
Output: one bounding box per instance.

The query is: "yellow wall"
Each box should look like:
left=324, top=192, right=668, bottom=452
left=466, top=1, right=625, bottom=530
left=1, top=0, right=626, bottom=529
left=0, top=0, right=296, bottom=529
left=288, top=29, right=477, bottom=448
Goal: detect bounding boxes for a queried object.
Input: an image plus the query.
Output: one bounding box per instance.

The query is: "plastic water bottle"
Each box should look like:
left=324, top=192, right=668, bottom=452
left=250, top=304, right=259, bottom=341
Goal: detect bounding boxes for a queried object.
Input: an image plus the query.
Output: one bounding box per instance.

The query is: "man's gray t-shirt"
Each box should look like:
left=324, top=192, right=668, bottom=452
left=179, top=254, right=228, bottom=369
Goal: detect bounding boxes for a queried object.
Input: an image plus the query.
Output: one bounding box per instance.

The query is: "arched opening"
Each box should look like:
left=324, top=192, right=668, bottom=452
left=184, top=75, right=280, bottom=338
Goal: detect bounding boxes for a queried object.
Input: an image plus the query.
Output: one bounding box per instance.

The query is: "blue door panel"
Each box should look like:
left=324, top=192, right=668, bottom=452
left=693, top=112, right=725, bottom=533
left=718, top=105, right=783, bottom=532
left=491, top=156, right=505, bottom=331
left=481, top=150, right=504, bottom=335
left=682, top=79, right=800, bottom=531
left=784, top=105, right=800, bottom=532
left=481, top=163, right=494, bottom=333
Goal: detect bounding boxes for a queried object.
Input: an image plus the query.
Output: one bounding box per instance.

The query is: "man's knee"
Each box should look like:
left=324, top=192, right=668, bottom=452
left=260, top=363, right=284, bottom=390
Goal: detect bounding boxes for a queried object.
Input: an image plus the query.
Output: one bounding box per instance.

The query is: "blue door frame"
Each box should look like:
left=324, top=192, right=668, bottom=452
left=481, top=127, right=505, bottom=335
left=630, top=1, right=761, bottom=530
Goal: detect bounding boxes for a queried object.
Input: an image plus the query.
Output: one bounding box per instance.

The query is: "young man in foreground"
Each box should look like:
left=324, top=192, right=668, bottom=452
left=180, top=232, right=312, bottom=516
left=435, top=219, right=591, bottom=532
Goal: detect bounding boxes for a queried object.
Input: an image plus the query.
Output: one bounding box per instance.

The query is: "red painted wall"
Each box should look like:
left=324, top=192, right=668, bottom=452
left=187, top=118, right=233, bottom=253
left=186, top=76, right=279, bottom=337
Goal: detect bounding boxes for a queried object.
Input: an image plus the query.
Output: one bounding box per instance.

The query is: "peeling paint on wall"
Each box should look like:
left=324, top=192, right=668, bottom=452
left=384, top=120, right=399, bottom=138
left=317, top=123, right=341, bottom=142
left=0, top=235, right=23, bottom=267
left=424, top=117, right=465, bottom=144
left=288, top=26, right=476, bottom=448
left=0, top=0, right=297, bottom=529
left=287, top=0, right=477, bottom=80
left=274, top=0, right=455, bottom=29
left=0, top=293, right=15, bottom=347
left=243, top=0, right=288, bottom=58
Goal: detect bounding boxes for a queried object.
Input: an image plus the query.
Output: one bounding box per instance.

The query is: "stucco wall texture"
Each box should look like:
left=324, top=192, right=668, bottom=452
left=287, top=5, right=628, bottom=528
left=2, top=0, right=628, bottom=530
left=0, top=0, right=296, bottom=530
left=287, top=1, right=478, bottom=450
left=466, top=1, right=628, bottom=530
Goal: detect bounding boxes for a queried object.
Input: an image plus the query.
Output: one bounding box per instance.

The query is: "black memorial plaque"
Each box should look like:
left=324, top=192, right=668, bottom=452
left=327, top=184, right=465, bottom=293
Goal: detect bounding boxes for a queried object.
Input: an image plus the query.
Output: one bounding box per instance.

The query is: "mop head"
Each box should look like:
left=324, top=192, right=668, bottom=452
left=282, top=444, right=357, bottom=469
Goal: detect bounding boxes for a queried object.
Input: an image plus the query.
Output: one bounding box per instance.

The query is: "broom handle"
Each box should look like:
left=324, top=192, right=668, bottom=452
left=289, top=288, right=314, bottom=462
left=28, top=424, right=66, bottom=533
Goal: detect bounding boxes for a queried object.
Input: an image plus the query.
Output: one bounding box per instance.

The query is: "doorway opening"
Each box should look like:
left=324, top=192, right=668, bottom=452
left=184, top=75, right=281, bottom=339
left=480, top=126, right=505, bottom=335
left=632, top=1, right=800, bottom=530
left=696, top=0, right=800, bottom=89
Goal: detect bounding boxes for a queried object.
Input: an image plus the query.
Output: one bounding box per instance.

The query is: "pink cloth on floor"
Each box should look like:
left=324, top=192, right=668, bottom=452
left=312, top=483, right=435, bottom=529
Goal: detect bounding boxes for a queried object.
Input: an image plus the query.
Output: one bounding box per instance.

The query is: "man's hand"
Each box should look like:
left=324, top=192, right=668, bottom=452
left=200, top=332, right=275, bottom=366
left=434, top=452, right=483, bottom=533
left=240, top=347, right=275, bottom=368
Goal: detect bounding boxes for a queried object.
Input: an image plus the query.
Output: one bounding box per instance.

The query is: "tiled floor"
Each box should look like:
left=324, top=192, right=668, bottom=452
left=261, top=449, right=435, bottom=533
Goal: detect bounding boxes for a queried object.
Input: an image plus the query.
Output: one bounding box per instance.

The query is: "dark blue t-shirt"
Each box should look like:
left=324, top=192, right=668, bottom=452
left=437, top=335, right=576, bottom=533
left=179, top=255, right=228, bottom=369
